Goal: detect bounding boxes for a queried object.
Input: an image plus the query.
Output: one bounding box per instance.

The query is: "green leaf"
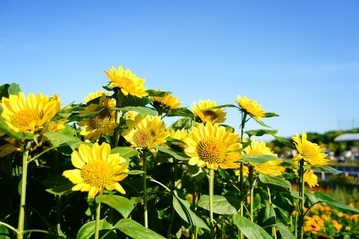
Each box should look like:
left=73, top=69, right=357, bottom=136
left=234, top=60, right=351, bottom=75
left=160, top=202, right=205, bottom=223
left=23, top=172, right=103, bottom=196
left=233, top=215, right=273, bottom=239
left=127, top=170, right=145, bottom=175
left=46, top=182, right=74, bottom=196
left=44, top=131, right=82, bottom=149
left=197, top=195, right=237, bottom=214
left=241, top=154, right=278, bottom=165
left=0, top=83, right=10, bottom=99
left=111, top=146, right=139, bottom=159
left=117, top=106, right=158, bottom=116
left=264, top=112, right=279, bottom=118
left=172, top=191, right=210, bottom=230
left=313, top=165, right=341, bottom=174
left=167, top=107, right=195, bottom=117
left=314, top=192, right=359, bottom=214
left=259, top=174, right=291, bottom=190
left=8, top=83, right=21, bottom=95
left=154, top=146, right=189, bottom=161
left=245, top=129, right=278, bottom=138
left=76, top=218, right=113, bottom=239
left=95, top=194, right=134, bottom=218
left=146, top=89, right=172, bottom=97
left=275, top=223, right=296, bottom=239
left=114, top=218, right=165, bottom=239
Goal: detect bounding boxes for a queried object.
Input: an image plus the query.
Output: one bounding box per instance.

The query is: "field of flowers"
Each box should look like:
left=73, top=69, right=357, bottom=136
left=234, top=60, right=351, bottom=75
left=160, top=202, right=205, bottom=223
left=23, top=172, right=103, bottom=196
left=0, top=66, right=358, bottom=239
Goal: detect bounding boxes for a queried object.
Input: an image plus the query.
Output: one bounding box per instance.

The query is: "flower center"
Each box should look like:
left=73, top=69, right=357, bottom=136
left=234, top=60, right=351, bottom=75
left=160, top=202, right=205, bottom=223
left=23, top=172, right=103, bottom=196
left=91, top=109, right=111, bottom=129
left=197, top=139, right=226, bottom=164
left=202, top=110, right=219, bottom=122
left=10, top=109, right=41, bottom=131
left=132, top=129, right=155, bottom=148
left=81, top=160, right=114, bottom=188
left=301, top=143, right=317, bottom=160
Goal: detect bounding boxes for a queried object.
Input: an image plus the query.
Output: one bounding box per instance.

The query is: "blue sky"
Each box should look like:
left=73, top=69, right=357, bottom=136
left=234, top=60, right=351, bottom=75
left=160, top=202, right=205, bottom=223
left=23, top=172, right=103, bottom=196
left=1, top=0, right=358, bottom=139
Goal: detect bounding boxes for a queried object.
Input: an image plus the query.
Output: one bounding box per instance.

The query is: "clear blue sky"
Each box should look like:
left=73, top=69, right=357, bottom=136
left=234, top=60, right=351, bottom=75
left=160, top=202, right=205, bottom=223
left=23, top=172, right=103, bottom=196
left=1, top=0, right=358, bottom=139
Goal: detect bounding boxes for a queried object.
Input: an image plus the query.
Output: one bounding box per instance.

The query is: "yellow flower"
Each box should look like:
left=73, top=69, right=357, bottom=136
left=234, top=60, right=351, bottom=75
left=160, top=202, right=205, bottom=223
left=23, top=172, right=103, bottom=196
left=241, top=140, right=285, bottom=176
left=235, top=165, right=249, bottom=177
left=78, top=94, right=117, bottom=141
left=84, top=90, right=109, bottom=103
left=184, top=123, right=241, bottom=170
left=62, top=142, right=128, bottom=199
left=254, top=159, right=285, bottom=176
left=104, top=66, right=148, bottom=98
left=304, top=170, right=318, bottom=188
left=122, top=115, right=169, bottom=151
left=292, top=133, right=329, bottom=166
left=151, top=91, right=182, bottom=113
left=235, top=95, right=265, bottom=120
left=169, top=129, right=188, bottom=151
left=332, top=220, right=342, bottom=232
left=0, top=92, right=61, bottom=134
left=192, top=99, right=226, bottom=124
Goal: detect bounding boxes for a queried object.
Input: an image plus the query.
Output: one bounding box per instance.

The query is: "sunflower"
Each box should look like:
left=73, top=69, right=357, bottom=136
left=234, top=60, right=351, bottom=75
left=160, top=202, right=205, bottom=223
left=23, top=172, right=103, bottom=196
left=184, top=123, right=241, bottom=170
left=192, top=99, right=226, bottom=124
left=104, top=66, right=148, bottom=98
left=304, top=170, right=319, bottom=188
left=292, top=133, right=329, bottom=166
left=78, top=94, right=117, bottom=141
left=0, top=92, right=61, bottom=134
left=239, top=140, right=285, bottom=176
left=62, top=142, right=129, bottom=199
left=122, top=115, right=169, bottom=152
left=84, top=90, right=110, bottom=103
left=235, top=95, right=265, bottom=120
left=151, top=91, right=182, bottom=113
left=169, top=129, right=188, bottom=151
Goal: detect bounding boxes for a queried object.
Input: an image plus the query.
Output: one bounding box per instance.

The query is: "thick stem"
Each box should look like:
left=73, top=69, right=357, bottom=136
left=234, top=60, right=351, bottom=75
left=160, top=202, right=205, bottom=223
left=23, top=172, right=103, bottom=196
left=94, top=202, right=101, bottom=239
left=248, top=165, right=254, bottom=222
left=167, top=157, right=178, bottom=239
left=17, top=143, right=30, bottom=239
left=208, top=169, right=215, bottom=239
left=113, top=89, right=124, bottom=148
left=298, top=160, right=305, bottom=239
left=142, top=151, right=148, bottom=228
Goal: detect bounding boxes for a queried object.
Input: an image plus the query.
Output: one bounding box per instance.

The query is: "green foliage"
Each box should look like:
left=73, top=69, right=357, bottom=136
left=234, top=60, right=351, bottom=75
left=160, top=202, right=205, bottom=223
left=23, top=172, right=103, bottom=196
left=0, top=77, right=358, bottom=239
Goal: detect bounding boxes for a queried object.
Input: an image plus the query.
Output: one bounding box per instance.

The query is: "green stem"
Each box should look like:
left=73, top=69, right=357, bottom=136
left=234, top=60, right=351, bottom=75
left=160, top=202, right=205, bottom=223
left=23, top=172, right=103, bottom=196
left=17, top=143, right=31, bottom=239
left=248, top=165, right=254, bottom=222
left=238, top=163, right=244, bottom=239
left=167, top=157, right=178, bottom=239
left=208, top=169, right=215, bottom=239
left=142, top=151, right=148, bottom=228
left=94, top=202, right=101, bottom=239
left=298, top=160, right=305, bottom=239
left=113, top=89, right=125, bottom=148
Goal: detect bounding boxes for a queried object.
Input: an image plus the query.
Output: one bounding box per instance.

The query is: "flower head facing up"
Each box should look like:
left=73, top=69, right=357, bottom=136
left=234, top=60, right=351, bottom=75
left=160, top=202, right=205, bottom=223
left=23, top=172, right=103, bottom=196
left=236, top=95, right=265, bottom=120
left=184, top=123, right=241, bottom=170
left=192, top=99, right=226, bottom=124
left=78, top=94, right=117, bottom=141
left=0, top=92, right=61, bottom=134
left=62, top=142, right=129, bottom=199
left=104, top=66, right=148, bottom=98
left=122, top=115, right=169, bottom=152
left=292, top=133, right=329, bottom=166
